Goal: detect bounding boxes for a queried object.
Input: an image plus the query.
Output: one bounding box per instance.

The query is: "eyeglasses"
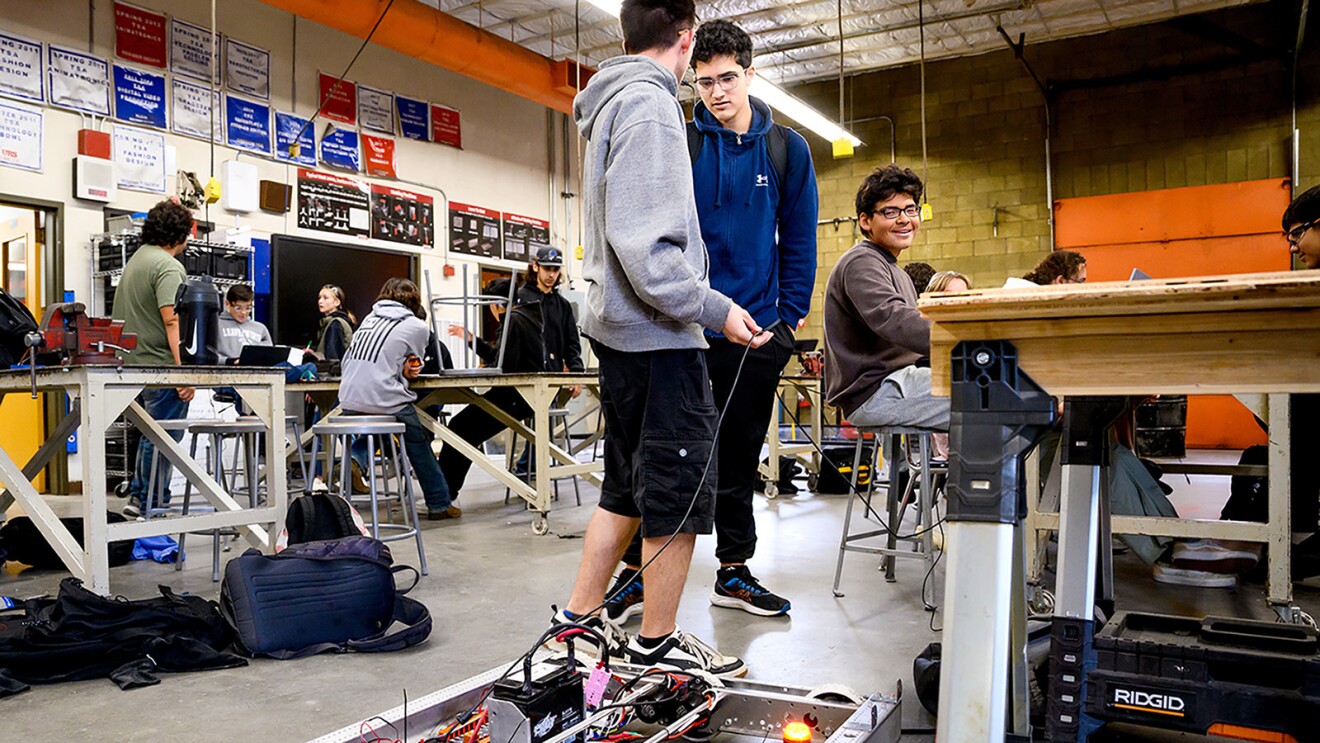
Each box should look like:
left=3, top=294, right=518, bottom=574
left=870, top=205, right=921, bottom=220
left=695, top=69, right=745, bottom=93
left=1285, top=220, right=1315, bottom=245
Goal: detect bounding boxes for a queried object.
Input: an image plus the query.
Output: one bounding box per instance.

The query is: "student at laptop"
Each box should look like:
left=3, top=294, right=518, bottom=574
left=217, top=284, right=272, bottom=365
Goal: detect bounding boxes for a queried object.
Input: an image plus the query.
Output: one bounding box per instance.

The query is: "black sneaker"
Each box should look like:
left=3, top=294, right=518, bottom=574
left=711, top=566, right=791, bottom=616
left=624, top=628, right=746, bottom=678
left=602, top=568, right=644, bottom=624
left=547, top=608, right=629, bottom=660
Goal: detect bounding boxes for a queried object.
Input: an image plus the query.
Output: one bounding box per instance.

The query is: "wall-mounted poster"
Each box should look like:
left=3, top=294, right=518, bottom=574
left=48, top=45, right=110, bottom=115
left=319, top=125, right=360, bottom=172
left=361, top=133, right=395, bottom=178
left=0, top=33, right=44, bottom=103
left=358, top=84, right=394, bottom=134
left=0, top=101, right=42, bottom=172
left=449, top=202, right=501, bottom=259
left=172, top=77, right=220, bottom=141
left=225, top=38, right=269, bottom=100
left=224, top=94, right=271, bottom=154
left=430, top=103, right=461, bottom=149
left=502, top=213, right=550, bottom=264
left=274, top=111, right=315, bottom=166
left=396, top=95, right=428, bottom=141
left=297, top=168, right=369, bottom=237
left=113, top=65, right=166, bottom=129
left=371, top=185, right=433, bottom=248
left=113, top=2, right=167, bottom=68
left=113, top=124, right=167, bottom=193
left=171, top=18, right=219, bottom=83
left=317, top=72, right=355, bottom=125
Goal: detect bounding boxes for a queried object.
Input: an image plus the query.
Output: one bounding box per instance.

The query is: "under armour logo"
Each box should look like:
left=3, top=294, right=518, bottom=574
left=755, top=174, right=769, bottom=187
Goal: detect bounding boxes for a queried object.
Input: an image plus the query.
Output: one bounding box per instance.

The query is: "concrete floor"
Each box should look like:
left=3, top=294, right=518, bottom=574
left=3, top=457, right=1317, bottom=741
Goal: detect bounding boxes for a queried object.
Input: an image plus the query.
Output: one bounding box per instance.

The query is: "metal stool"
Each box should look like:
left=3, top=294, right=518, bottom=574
left=285, top=414, right=309, bottom=488
left=832, top=426, right=945, bottom=607
left=504, top=408, right=581, bottom=506
left=142, top=418, right=202, bottom=519
left=309, top=418, right=428, bottom=575
left=176, top=418, right=269, bottom=581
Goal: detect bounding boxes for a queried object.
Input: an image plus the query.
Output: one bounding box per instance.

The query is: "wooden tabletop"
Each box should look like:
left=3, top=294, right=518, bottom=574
left=919, top=270, right=1320, bottom=396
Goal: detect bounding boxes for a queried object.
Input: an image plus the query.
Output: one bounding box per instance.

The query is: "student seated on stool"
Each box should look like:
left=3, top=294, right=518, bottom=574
left=822, top=165, right=948, bottom=432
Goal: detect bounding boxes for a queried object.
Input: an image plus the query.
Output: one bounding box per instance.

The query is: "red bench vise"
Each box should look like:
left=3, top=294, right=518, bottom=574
left=36, top=302, right=137, bottom=366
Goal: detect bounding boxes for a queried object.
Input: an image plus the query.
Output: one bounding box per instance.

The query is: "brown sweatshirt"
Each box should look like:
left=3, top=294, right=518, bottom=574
left=823, top=240, right=932, bottom=416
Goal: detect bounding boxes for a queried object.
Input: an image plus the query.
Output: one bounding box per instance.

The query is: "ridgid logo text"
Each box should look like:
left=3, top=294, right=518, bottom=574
left=1111, top=688, right=1187, bottom=717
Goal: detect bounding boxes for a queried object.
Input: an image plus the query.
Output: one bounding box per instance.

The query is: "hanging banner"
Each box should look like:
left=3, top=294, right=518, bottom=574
left=225, top=38, right=269, bottom=100
left=372, top=185, right=433, bottom=247
left=172, top=77, right=220, bottom=141
left=274, top=111, right=315, bottom=166
left=0, top=33, right=45, bottom=104
left=224, top=94, right=271, bottom=154
left=361, top=133, right=396, bottom=178
left=297, top=168, right=370, bottom=237
left=502, top=213, right=551, bottom=264
left=113, top=2, right=167, bottom=68
left=113, top=65, right=167, bottom=129
left=430, top=103, right=461, bottom=149
left=113, top=124, right=167, bottom=193
left=357, top=84, right=394, bottom=134
left=319, top=126, right=360, bottom=172
left=449, top=202, right=502, bottom=259
left=317, top=72, right=356, bottom=125
left=396, top=95, right=428, bottom=141
left=0, top=101, right=42, bottom=172
left=171, top=18, right=218, bottom=83
left=48, top=46, right=111, bottom=115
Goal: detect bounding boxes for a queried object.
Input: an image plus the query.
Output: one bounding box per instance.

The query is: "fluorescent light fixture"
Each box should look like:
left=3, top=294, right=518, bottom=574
left=580, top=0, right=863, bottom=147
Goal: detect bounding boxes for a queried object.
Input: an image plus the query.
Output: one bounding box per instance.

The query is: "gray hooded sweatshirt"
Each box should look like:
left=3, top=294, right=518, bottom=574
left=573, top=55, right=732, bottom=352
left=338, top=300, right=429, bottom=414
left=216, top=312, right=272, bottom=364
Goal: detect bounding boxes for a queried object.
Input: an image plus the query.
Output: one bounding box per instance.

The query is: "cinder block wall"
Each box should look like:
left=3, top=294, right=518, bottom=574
left=791, top=3, right=1320, bottom=341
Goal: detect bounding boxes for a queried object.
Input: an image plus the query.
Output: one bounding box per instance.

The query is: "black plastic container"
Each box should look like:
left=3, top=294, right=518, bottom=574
left=175, top=276, right=222, bottom=365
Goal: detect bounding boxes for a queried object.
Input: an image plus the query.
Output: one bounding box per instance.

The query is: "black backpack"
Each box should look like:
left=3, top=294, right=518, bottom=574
left=284, top=492, right=362, bottom=546
left=0, top=287, right=38, bottom=368
left=0, top=513, right=135, bottom=569
left=687, top=120, right=792, bottom=198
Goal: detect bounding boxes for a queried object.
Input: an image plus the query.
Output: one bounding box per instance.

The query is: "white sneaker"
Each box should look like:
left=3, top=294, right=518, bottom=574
left=1171, top=540, right=1259, bottom=574
left=1153, top=561, right=1237, bottom=588
left=310, top=476, right=329, bottom=493
left=547, top=609, right=629, bottom=660
left=624, top=628, right=747, bottom=678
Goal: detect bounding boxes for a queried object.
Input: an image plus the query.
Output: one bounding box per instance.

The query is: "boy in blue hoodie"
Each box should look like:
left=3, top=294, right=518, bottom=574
left=607, top=20, right=818, bottom=622
left=558, top=0, right=767, bottom=678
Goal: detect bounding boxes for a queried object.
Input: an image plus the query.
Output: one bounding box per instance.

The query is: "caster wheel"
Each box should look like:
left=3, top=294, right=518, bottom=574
left=532, top=517, right=550, bottom=536
left=1027, top=588, right=1055, bottom=617
left=807, top=473, right=819, bottom=492
left=764, top=482, right=778, bottom=499
left=806, top=684, right=864, bottom=705
left=114, top=481, right=130, bottom=498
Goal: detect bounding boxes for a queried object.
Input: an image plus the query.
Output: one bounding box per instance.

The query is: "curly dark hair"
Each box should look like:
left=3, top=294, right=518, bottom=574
left=1283, top=184, right=1320, bottom=230
left=621, top=0, right=696, bottom=54
left=856, top=165, right=924, bottom=217
left=141, top=199, right=194, bottom=248
left=376, top=278, right=425, bottom=319
left=903, top=262, right=937, bottom=293
left=1023, top=250, right=1087, bottom=285
left=692, top=19, right=752, bottom=68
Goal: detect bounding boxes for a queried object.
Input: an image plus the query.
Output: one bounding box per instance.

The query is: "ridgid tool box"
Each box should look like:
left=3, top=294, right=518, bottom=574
left=1084, top=611, right=1320, bottom=742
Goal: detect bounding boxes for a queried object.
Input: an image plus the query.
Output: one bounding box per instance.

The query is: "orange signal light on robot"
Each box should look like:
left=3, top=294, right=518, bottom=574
left=783, top=721, right=812, bottom=743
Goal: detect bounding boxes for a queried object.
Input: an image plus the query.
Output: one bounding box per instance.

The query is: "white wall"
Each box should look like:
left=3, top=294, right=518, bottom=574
left=0, top=0, right=583, bottom=318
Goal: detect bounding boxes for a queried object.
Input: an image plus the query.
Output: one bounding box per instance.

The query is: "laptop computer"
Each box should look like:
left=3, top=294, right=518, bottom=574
left=237, top=344, right=296, bottom=366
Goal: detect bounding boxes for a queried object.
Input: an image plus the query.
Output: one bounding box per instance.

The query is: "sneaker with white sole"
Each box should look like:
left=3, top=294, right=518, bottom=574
left=547, top=608, right=629, bottom=661
left=1171, top=540, right=1259, bottom=574
left=1153, top=561, right=1237, bottom=588
left=121, top=500, right=142, bottom=519
left=602, top=568, right=644, bottom=624
left=624, top=628, right=746, bottom=678
left=711, top=565, right=790, bottom=617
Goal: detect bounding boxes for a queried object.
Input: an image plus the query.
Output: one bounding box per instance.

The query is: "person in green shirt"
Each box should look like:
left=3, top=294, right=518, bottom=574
left=114, top=198, right=195, bottom=518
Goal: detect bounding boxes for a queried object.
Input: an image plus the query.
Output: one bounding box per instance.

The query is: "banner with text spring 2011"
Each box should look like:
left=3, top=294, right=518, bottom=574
left=48, top=45, right=111, bottom=115
left=0, top=33, right=45, bottom=104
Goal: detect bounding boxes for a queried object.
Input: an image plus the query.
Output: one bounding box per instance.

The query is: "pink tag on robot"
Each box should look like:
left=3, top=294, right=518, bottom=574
left=584, top=664, right=610, bottom=707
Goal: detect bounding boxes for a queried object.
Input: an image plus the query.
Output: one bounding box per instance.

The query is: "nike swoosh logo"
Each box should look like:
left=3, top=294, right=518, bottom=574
left=185, top=334, right=200, bottom=357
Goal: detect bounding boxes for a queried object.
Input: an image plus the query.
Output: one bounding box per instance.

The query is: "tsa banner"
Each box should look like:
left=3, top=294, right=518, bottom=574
left=396, top=96, right=428, bottom=141
left=113, top=2, right=167, bottom=68
left=274, top=111, right=315, bottom=166
left=319, top=126, right=360, bottom=171
left=225, top=38, right=269, bottom=100
left=113, top=65, right=167, bottom=129
left=171, top=18, right=218, bottom=83
left=361, top=133, right=396, bottom=178
left=48, top=45, right=111, bottom=115
left=317, top=72, right=356, bottom=125
left=172, top=77, right=220, bottom=141
left=0, top=33, right=45, bottom=104
left=358, top=84, right=394, bottom=134
left=0, top=101, right=42, bottom=172
left=113, top=124, right=167, bottom=193
left=430, top=103, right=461, bottom=149
left=225, top=95, right=271, bottom=154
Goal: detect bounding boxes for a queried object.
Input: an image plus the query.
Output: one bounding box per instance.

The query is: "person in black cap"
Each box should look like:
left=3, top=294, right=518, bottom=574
left=519, top=246, right=585, bottom=398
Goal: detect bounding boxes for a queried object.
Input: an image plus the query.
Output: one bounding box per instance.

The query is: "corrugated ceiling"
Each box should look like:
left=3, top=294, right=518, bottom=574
left=432, top=0, right=1263, bottom=86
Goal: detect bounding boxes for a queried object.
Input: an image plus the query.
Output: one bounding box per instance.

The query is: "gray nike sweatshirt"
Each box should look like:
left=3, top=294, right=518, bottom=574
left=338, top=300, right=429, bottom=414
left=573, top=55, right=732, bottom=352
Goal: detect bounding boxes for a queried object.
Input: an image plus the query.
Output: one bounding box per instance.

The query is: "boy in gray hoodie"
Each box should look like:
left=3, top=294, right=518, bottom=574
left=555, top=0, right=766, bottom=678
left=339, top=278, right=457, bottom=519
left=216, top=284, right=272, bottom=364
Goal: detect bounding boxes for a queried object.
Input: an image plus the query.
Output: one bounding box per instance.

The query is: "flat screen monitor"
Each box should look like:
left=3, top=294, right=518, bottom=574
left=268, top=234, right=415, bottom=349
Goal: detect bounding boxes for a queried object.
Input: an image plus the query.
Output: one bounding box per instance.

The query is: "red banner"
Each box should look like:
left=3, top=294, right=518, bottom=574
left=318, top=72, right=356, bottom=125
left=114, top=1, right=167, bottom=68
left=361, top=134, right=396, bottom=178
left=430, top=103, right=461, bottom=149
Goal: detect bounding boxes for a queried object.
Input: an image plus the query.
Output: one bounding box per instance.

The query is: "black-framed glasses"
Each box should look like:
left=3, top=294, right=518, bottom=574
left=694, top=69, right=745, bottom=93
left=1285, top=220, right=1315, bottom=245
left=870, top=205, right=921, bottom=220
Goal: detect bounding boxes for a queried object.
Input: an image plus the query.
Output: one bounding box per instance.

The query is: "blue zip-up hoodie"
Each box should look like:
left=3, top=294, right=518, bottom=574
left=692, top=97, right=819, bottom=334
